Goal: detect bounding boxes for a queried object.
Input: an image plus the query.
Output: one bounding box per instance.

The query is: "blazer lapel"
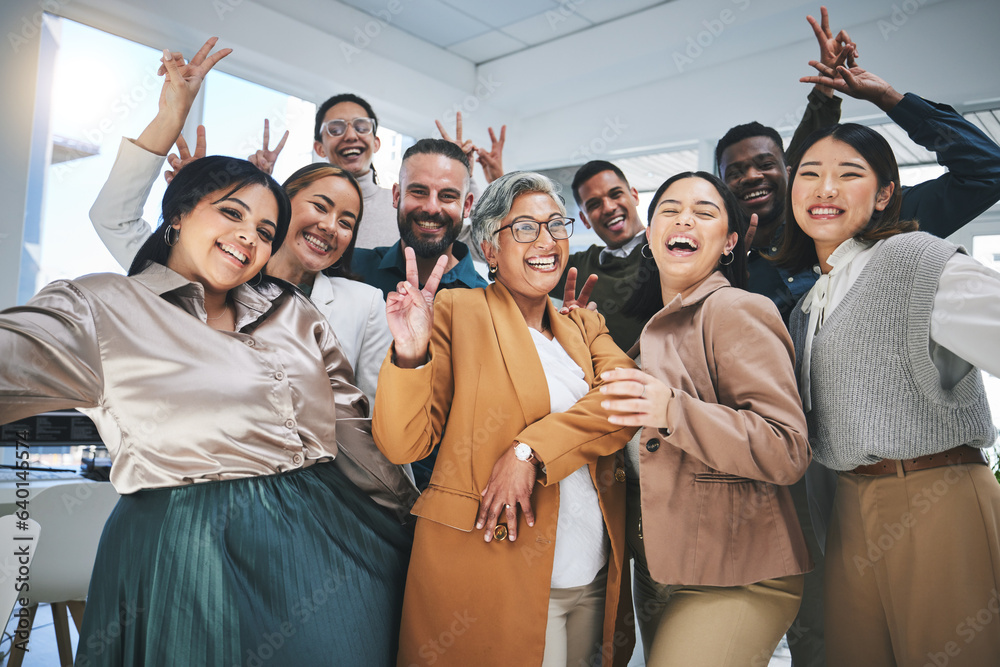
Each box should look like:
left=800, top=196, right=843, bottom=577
left=546, top=299, right=596, bottom=386
left=485, top=283, right=551, bottom=427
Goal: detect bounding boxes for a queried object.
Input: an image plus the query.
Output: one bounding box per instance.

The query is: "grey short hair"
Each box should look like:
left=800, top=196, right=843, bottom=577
left=470, top=171, right=566, bottom=254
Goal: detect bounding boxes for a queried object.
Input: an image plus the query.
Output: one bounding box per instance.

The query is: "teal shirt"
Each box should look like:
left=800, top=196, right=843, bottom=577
left=353, top=240, right=487, bottom=299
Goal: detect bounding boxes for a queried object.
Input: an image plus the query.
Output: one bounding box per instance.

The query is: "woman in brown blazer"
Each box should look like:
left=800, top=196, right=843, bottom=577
left=373, top=171, right=637, bottom=666
left=601, top=172, right=812, bottom=666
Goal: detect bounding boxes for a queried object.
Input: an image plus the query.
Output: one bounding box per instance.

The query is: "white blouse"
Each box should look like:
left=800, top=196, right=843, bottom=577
left=528, top=328, right=609, bottom=589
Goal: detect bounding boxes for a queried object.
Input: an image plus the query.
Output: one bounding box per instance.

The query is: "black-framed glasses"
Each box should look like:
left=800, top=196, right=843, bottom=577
left=493, top=217, right=574, bottom=243
left=321, top=117, right=376, bottom=137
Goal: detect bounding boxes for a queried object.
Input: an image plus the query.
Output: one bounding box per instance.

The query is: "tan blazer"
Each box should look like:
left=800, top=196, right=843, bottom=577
left=374, top=282, right=637, bottom=667
left=635, top=271, right=812, bottom=587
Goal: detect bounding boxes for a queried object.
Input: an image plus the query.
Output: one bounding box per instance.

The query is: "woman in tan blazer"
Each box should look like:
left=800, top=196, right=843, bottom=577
left=373, top=172, right=637, bottom=666
left=601, top=172, right=811, bottom=667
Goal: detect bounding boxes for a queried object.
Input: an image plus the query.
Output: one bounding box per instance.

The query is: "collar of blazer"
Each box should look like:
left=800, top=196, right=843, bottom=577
left=483, top=281, right=598, bottom=429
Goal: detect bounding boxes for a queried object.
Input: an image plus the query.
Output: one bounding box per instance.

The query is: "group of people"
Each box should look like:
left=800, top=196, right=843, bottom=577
left=1, top=6, right=1000, bottom=667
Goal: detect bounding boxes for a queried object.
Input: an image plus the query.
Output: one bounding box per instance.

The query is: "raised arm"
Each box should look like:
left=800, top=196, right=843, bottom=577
left=89, top=38, right=229, bottom=269
left=0, top=281, right=104, bottom=424
left=802, top=60, right=1000, bottom=235
left=785, top=6, right=856, bottom=162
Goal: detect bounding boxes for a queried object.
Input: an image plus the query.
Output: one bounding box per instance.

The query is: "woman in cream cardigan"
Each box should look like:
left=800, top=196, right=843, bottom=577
left=373, top=171, right=637, bottom=666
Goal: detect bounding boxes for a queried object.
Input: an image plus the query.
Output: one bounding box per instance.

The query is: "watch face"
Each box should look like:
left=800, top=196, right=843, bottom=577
left=515, top=443, right=532, bottom=461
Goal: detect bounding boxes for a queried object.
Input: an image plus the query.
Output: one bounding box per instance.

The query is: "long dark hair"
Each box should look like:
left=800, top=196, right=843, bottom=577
left=772, top=123, right=915, bottom=273
left=127, top=156, right=291, bottom=284
left=624, top=171, right=750, bottom=320
left=281, top=163, right=364, bottom=280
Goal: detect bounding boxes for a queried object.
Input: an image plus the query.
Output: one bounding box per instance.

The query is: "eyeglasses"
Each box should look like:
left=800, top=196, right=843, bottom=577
left=321, top=117, right=377, bottom=137
left=493, top=217, right=574, bottom=243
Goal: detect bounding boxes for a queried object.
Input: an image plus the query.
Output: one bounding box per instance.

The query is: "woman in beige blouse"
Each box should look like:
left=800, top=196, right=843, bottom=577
left=0, top=149, right=408, bottom=665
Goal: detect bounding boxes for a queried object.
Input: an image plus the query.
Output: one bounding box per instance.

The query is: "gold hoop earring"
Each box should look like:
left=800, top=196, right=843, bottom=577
left=719, top=251, right=735, bottom=266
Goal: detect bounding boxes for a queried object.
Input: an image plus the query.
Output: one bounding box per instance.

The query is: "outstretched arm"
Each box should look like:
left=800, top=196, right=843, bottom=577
left=802, top=60, right=1000, bottom=235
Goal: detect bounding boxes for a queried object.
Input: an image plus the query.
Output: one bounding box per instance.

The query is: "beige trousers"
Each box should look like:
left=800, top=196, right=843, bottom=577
left=541, top=567, right=608, bottom=667
left=825, top=462, right=1000, bottom=667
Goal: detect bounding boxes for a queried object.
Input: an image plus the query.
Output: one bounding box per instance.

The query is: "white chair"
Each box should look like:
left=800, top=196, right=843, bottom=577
left=6, top=481, right=119, bottom=667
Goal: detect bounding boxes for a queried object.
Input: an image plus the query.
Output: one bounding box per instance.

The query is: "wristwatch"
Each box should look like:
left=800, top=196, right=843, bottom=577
left=513, top=442, right=536, bottom=465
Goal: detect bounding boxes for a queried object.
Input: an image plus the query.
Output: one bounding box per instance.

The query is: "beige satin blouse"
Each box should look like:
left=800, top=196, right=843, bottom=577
left=0, top=263, right=368, bottom=494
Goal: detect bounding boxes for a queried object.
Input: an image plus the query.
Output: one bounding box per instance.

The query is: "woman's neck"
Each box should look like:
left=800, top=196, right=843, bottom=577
left=503, top=283, right=550, bottom=336
left=267, top=252, right=317, bottom=288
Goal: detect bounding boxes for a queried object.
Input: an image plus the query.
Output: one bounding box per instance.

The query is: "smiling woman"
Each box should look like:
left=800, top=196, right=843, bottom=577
left=778, top=123, right=1000, bottom=667
left=604, top=171, right=811, bottom=666
left=373, top=172, right=638, bottom=666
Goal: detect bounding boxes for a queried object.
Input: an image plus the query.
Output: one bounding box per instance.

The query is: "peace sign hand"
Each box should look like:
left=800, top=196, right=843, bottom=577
left=385, top=247, right=449, bottom=368
left=558, top=267, right=599, bottom=315
left=248, top=119, right=289, bottom=175
left=435, top=112, right=476, bottom=173
left=164, top=125, right=206, bottom=184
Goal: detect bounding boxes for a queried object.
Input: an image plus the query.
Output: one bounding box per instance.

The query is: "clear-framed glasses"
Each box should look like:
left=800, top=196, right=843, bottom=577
left=321, top=117, right=376, bottom=137
left=493, top=217, right=575, bottom=243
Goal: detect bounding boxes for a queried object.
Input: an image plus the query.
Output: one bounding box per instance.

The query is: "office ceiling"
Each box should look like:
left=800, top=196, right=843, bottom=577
left=58, top=0, right=1000, bottom=173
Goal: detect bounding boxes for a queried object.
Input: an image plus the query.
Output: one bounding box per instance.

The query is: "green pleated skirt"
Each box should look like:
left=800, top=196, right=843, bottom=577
left=74, top=462, right=411, bottom=667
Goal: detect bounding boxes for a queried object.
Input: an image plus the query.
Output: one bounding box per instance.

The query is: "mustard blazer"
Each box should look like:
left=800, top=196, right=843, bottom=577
left=374, top=282, right=637, bottom=667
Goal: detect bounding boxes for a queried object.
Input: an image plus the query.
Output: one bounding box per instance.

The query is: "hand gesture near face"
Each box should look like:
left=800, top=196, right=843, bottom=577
left=248, top=119, right=289, bottom=175
left=476, top=125, right=506, bottom=183
left=385, top=247, right=448, bottom=368
left=435, top=112, right=477, bottom=172
left=558, top=267, right=599, bottom=315
left=164, top=125, right=206, bottom=184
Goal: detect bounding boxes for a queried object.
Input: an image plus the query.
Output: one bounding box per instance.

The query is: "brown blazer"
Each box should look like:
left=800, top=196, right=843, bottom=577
left=635, top=271, right=812, bottom=587
left=374, top=282, right=637, bottom=667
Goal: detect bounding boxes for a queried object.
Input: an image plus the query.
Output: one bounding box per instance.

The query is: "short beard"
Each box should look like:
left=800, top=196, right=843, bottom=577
left=399, top=212, right=459, bottom=258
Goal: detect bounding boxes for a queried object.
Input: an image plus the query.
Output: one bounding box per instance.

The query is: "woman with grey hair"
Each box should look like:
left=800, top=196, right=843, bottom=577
left=373, top=171, right=638, bottom=666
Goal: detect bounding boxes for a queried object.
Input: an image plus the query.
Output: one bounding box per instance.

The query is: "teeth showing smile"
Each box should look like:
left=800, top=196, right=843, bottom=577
left=218, top=242, right=249, bottom=265
left=808, top=206, right=843, bottom=216
left=416, top=221, right=444, bottom=231
left=742, top=189, right=770, bottom=201
left=527, top=256, right=557, bottom=270
left=667, top=235, right=699, bottom=251
left=303, top=232, right=332, bottom=252
left=340, top=148, right=362, bottom=157
left=605, top=215, right=625, bottom=229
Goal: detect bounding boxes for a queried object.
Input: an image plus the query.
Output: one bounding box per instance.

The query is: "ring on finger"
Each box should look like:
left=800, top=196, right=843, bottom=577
left=639, top=384, right=646, bottom=399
